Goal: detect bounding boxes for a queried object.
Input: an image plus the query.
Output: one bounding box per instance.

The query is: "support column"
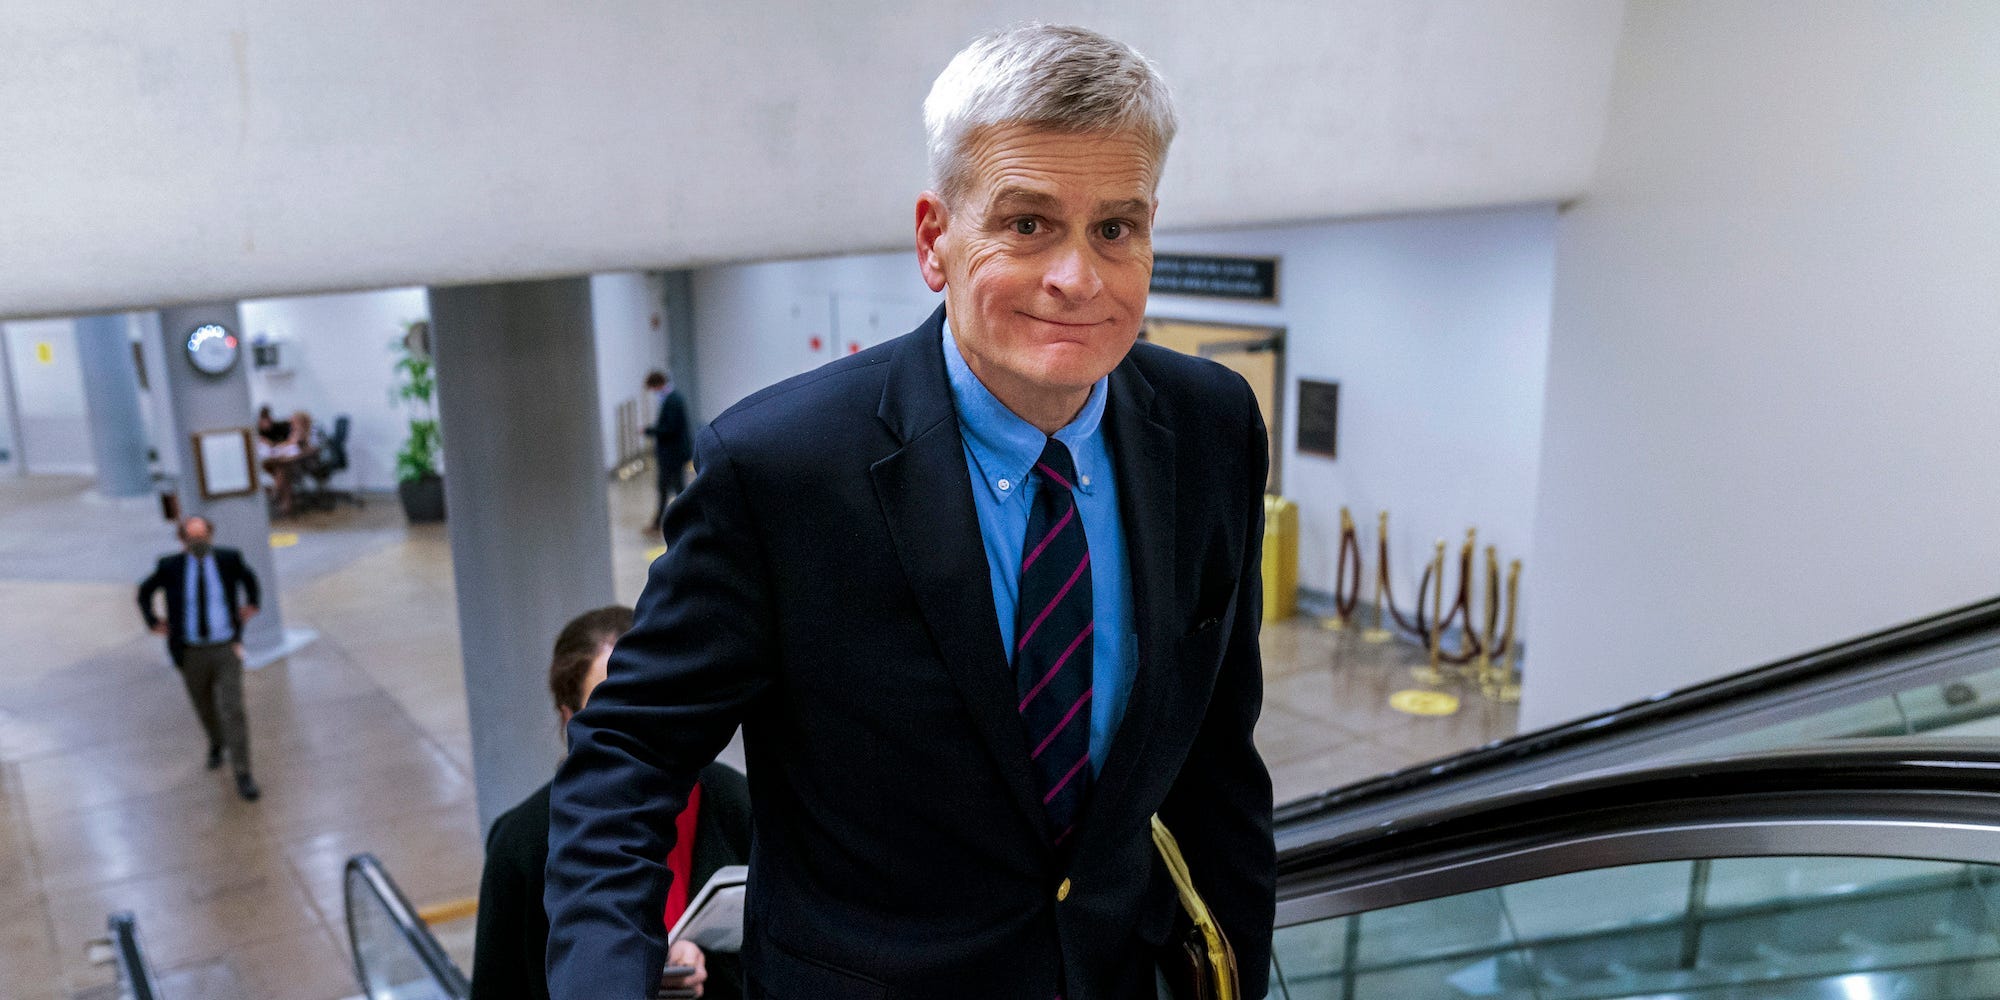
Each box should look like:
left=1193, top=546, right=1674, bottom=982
left=154, top=303, right=294, bottom=661
left=429, top=277, right=615, bottom=829
left=74, top=314, right=152, bottom=497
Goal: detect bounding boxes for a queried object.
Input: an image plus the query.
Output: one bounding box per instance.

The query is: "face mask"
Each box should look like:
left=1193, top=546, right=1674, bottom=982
left=188, top=541, right=214, bottom=558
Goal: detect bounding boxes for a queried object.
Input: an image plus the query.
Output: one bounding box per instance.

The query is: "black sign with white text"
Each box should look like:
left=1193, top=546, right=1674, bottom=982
left=1149, top=254, right=1278, bottom=302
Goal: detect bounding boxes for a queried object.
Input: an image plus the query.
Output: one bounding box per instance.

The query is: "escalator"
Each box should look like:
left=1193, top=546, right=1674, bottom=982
left=344, top=853, right=470, bottom=1000
left=328, top=597, right=2000, bottom=999
left=104, top=911, right=164, bottom=1000
left=1265, top=596, right=2000, bottom=998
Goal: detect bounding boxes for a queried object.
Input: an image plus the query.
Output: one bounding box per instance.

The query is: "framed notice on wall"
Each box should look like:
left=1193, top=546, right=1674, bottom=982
left=1297, top=379, right=1339, bottom=459
left=191, top=428, right=257, bottom=499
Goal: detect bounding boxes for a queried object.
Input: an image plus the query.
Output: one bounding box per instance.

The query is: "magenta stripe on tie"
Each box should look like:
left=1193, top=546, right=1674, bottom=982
left=1043, top=751, right=1091, bottom=804
left=1032, top=687, right=1093, bottom=759
left=1018, top=622, right=1094, bottom=712
left=1054, top=824, right=1075, bottom=846
left=1017, top=552, right=1090, bottom=652
left=1036, top=461, right=1074, bottom=491
left=1020, top=504, right=1075, bottom=572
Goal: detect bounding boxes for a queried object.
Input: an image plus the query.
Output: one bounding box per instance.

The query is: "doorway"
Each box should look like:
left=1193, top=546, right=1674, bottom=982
left=1141, top=318, right=1285, bottom=490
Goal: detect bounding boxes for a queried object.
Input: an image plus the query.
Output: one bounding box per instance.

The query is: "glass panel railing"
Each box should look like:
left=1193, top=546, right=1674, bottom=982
left=344, top=853, right=470, bottom=1000
left=1272, top=855, right=2000, bottom=1000
left=105, top=911, right=161, bottom=1000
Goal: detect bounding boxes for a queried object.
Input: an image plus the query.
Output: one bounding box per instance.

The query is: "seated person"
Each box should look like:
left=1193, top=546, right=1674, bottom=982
left=471, top=606, right=749, bottom=1000
left=255, top=406, right=293, bottom=445
left=260, top=410, right=316, bottom=515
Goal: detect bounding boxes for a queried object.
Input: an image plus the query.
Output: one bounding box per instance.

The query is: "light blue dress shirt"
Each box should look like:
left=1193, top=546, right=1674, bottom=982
left=943, top=321, right=1136, bottom=773
left=182, top=553, right=233, bottom=644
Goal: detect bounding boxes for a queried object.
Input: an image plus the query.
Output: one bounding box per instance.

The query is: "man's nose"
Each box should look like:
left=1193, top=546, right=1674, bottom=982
left=1043, top=239, right=1104, bottom=302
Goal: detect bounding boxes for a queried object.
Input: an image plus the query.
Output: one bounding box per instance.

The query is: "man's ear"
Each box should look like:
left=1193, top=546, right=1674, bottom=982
left=915, top=192, right=950, bottom=293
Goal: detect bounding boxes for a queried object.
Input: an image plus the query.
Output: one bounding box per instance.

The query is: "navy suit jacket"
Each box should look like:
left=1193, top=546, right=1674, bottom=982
left=137, top=548, right=260, bottom=665
left=546, top=306, right=1275, bottom=1000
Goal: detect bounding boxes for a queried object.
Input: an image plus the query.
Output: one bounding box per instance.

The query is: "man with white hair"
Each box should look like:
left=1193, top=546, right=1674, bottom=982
left=547, top=24, right=1274, bottom=999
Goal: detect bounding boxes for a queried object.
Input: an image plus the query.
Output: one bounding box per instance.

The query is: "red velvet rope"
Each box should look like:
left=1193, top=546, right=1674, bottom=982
left=1333, top=521, right=1363, bottom=620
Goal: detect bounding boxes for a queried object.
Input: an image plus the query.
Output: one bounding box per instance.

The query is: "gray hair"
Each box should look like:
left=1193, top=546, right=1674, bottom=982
left=924, top=24, right=1178, bottom=205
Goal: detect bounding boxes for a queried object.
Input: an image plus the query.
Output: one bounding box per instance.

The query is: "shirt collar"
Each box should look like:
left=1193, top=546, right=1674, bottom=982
left=942, top=317, right=1106, bottom=504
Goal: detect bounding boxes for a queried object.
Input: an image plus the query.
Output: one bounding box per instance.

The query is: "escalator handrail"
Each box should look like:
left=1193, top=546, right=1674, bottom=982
left=1275, top=739, right=2000, bottom=926
left=1274, top=594, right=2000, bottom=832
left=106, top=910, right=161, bottom=1000
left=343, top=852, right=472, bottom=999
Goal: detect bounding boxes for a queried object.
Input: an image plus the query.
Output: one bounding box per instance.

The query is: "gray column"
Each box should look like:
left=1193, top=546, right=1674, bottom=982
left=661, top=269, right=699, bottom=420
left=74, top=314, right=153, bottom=497
left=154, top=303, right=288, bottom=657
left=429, top=277, right=615, bottom=829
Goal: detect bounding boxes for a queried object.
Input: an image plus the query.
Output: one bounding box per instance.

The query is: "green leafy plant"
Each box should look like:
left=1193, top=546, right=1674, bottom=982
left=393, top=324, right=441, bottom=483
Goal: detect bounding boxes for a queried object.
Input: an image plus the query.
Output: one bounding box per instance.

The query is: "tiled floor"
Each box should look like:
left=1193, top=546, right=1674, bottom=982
left=0, top=473, right=1516, bottom=999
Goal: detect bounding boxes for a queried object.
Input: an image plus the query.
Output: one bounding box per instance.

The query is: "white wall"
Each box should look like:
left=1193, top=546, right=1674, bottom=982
left=1153, top=207, right=1556, bottom=607
left=0, top=3, right=1623, bottom=320
left=590, top=272, right=669, bottom=470
left=689, top=205, right=1557, bottom=606
left=1521, top=2, right=2000, bottom=729
left=241, top=287, right=429, bottom=491
left=690, top=253, right=939, bottom=427
left=1, top=319, right=93, bottom=475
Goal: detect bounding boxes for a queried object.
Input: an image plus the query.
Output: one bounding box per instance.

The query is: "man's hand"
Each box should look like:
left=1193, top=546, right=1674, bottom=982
left=149, top=622, right=168, bottom=636
left=660, top=940, right=707, bottom=997
left=240, top=604, right=259, bottom=620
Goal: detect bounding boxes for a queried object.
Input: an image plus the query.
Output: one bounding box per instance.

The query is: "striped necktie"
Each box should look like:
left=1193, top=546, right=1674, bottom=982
left=1015, top=438, right=1093, bottom=848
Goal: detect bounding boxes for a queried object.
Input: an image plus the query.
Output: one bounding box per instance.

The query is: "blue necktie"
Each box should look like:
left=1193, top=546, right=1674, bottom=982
left=1014, top=438, right=1093, bottom=847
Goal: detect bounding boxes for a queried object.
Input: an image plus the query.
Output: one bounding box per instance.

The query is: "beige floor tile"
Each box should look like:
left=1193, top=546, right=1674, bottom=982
left=225, top=921, right=358, bottom=1000
left=44, top=858, right=322, bottom=990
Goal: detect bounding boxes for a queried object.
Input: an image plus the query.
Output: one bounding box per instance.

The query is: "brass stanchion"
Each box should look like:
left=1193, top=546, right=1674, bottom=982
left=1323, top=507, right=1363, bottom=631
left=1441, top=529, right=1481, bottom=673
left=1481, top=559, right=1523, bottom=703
left=1472, top=546, right=1499, bottom=689
left=1411, top=539, right=1449, bottom=686
left=1362, top=510, right=1393, bottom=643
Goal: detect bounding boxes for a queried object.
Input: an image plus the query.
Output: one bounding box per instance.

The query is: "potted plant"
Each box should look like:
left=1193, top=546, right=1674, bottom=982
left=394, top=321, right=446, bottom=523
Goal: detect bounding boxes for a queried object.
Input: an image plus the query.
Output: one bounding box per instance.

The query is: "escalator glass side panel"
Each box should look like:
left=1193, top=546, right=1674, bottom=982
left=1273, top=855, right=2000, bottom=1000
left=343, top=853, right=470, bottom=1000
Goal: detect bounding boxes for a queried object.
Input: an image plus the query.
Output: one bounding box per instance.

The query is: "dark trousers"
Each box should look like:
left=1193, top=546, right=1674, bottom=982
left=179, top=643, right=251, bottom=777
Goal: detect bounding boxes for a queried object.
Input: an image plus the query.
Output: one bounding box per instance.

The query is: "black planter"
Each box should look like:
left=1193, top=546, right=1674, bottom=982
left=398, top=474, right=446, bottom=523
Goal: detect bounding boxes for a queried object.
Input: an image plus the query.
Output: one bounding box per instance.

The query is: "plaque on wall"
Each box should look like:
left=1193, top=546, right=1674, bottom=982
left=1149, top=254, right=1278, bottom=302
left=191, top=428, right=257, bottom=499
left=1297, top=379, right=1339, bottom=459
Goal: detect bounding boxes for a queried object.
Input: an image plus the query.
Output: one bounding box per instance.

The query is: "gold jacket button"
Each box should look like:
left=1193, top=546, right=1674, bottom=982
left=1056, top=878, right=1072, bottom=902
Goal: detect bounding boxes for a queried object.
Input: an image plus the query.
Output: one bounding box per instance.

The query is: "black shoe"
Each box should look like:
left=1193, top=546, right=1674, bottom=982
left=206, top=745, right=224, bottom=771
left=235, top=774, right=261, bottom=801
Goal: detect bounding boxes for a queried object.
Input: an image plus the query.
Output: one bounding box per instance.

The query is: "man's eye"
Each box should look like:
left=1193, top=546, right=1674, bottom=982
left=1100, top=221, right=1126, bottom=240
left=1012, top=219, right=1040, bottom=235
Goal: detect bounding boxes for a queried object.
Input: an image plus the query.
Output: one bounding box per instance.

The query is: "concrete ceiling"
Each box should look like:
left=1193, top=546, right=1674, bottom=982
left=0, top=1, right=1625, bottom=318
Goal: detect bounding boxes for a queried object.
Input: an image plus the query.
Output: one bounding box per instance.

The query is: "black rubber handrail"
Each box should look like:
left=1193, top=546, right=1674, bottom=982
left=344, top=852, right=471, bottom=999
left=1279, top=739, right=2000, bottom=879
left=1274, top=594, right=2000, bottom=829
left=106, top=910, right=160, bottom=1000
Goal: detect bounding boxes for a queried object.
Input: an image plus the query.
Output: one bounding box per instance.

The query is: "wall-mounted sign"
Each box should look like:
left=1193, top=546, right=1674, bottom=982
left=191, top=427, right=256, bottom=499
left=1149, top=254, right=1278, bottom=302
left=1297, top=379, right=1339, bottom=459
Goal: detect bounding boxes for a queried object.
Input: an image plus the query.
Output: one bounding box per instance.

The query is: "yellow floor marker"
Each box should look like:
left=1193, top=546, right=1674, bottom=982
left=269, top=532, right=300, bottom=549
left=1390, top=689, right=1460, bottom=717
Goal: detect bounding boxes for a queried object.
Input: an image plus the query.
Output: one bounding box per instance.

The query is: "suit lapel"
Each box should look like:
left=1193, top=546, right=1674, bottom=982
left=870, top=310, right=1050, bottom=838
left=1078, top=357, right=1178, bottom=840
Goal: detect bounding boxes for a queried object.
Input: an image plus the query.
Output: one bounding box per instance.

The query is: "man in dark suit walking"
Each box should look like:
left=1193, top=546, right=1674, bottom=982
left=645, top=370, right=694, bottom=533
left=138, top=515, right=263, bottom=801
left=548, top=24, right=1274, bottom=999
